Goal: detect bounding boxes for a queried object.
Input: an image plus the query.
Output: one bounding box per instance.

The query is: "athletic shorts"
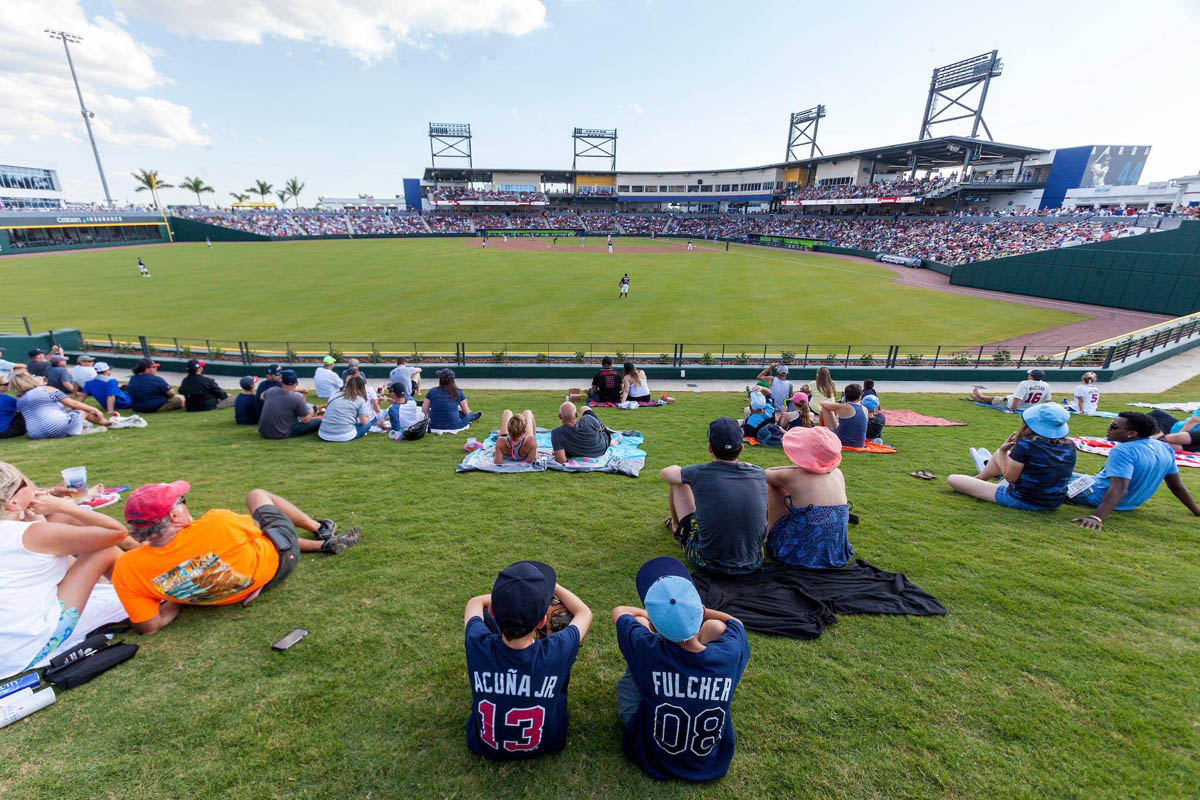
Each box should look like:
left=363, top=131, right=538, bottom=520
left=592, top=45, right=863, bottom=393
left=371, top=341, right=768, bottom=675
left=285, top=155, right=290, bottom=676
left=253, top=504, right=300, bottom=593
left=673, top=514, right=708, bottom=570
left=994, top=483, right=1055, bottom=511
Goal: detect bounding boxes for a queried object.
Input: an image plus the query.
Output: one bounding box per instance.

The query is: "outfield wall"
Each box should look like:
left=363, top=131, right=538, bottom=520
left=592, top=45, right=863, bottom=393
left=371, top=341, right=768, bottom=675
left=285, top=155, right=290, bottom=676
left=949, top=220, right=1200, bottom=315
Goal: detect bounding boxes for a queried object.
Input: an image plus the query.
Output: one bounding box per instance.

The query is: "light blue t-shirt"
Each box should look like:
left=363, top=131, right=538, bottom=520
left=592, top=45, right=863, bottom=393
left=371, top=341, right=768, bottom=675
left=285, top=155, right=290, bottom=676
left=1085, top=438, right=1178, bottom=511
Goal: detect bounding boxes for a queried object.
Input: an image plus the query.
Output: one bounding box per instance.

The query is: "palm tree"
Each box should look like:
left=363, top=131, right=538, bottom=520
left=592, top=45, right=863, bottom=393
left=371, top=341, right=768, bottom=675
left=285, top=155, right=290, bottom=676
left=179, top=176, right=214, bottom=207
left=275, top=189, right=291, bottom=207
left=229, top=192, right=249, bottom=204
left=284, top=177, right=306, bottom=208
left=246, top=180, right=273, bottom=202
left=131, top=169, right=174, bottom=210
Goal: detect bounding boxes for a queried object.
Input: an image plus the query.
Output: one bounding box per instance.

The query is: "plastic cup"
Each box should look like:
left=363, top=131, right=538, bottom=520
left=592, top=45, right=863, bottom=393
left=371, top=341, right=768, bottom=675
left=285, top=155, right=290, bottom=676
left=61, top=466, right=87, bottom=491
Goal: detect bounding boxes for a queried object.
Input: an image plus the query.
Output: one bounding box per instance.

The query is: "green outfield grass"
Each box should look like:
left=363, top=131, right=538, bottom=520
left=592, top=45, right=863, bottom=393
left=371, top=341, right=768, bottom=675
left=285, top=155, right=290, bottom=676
left=3, top=238, right=1086, bottom=347
left=1, top=382, right=1197, bottom=799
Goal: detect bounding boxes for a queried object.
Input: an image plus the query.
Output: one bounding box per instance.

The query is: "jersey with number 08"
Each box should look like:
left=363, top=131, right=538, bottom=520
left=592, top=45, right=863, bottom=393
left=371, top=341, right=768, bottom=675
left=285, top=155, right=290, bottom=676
left=464, top=616, right=580, bottom=760
left=616, top=614, right=750, bottom=781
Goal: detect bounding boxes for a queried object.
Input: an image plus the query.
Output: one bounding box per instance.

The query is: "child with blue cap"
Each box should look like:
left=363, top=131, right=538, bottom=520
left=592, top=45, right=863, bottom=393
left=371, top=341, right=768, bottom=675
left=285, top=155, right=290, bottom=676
left=611, top=556, right=750, bottom=781
left=948, top=403, right=1076, bottom=510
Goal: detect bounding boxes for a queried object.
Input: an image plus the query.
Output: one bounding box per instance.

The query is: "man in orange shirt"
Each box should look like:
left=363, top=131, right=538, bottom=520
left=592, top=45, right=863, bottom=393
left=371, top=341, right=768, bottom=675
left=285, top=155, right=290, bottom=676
left=112, top=481, right=361, bottom=634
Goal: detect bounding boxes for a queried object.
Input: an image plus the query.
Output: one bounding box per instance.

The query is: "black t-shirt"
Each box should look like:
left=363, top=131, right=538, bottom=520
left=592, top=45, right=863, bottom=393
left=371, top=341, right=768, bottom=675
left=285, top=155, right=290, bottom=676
left=255, top=378, right=280, bottom=411
left=179, top=373, right=228, bottom=412
left=26, top=360, right=48, bottom=377
left=591, top=369, right=621, bottom=402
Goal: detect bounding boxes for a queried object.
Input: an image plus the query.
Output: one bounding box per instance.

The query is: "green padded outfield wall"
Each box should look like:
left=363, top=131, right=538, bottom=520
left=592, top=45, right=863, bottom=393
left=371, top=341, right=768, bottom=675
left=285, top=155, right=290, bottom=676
left=168, top=216, right=269, bottom=242
left=949, top=220, right=1200, bottom=316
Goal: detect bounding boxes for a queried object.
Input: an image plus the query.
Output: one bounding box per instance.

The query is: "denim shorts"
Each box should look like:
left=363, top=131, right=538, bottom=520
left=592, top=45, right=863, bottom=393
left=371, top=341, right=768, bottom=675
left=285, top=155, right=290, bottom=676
left=994, top=483, right=1052, bottom=511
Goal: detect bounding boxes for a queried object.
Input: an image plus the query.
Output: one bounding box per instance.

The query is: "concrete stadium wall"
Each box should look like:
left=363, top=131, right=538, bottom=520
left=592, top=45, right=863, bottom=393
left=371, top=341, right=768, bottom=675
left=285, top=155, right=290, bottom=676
left=949, top=220, right=1200, bottom=315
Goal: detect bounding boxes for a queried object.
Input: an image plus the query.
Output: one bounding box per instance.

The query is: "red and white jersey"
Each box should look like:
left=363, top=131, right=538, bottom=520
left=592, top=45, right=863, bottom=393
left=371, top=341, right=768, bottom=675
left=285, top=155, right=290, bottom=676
left=1015, top=379, right=1051, bottom=405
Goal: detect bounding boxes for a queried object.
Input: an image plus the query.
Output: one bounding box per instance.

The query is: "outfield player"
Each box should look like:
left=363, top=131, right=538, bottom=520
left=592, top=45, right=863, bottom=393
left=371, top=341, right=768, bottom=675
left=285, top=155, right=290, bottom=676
left=137, top=257, right=150, bottom=277
left=687, top=239, right=693, bottom=252
left=205, top=237, right=212, bottom=249
left=463, top=561, right=592, bottom=761
left=579, top=235, right=585, bottom=247
left=619, top=273, right=630, bottom=298
left=970, top=368, right=1051, bottom=412
left=608, top=241, right=614, bottom=254
left=612, top=556, right=749, bottom=782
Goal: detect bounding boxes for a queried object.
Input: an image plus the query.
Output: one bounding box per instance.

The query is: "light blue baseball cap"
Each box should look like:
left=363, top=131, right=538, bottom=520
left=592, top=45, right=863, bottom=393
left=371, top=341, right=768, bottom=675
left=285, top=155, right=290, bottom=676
left=750, top=391, right=767, bottom=411
left=1022, top=402, right=1070, bottom=438
left=861, top=395, right=880, bottom=411
left=636, top=556, right=703, bottom=643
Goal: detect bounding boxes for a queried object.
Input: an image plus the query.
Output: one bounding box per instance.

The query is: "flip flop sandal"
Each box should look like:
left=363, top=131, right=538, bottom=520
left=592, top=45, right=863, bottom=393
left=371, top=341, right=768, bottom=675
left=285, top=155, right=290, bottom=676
left=909, top=470, right=937, bottom=480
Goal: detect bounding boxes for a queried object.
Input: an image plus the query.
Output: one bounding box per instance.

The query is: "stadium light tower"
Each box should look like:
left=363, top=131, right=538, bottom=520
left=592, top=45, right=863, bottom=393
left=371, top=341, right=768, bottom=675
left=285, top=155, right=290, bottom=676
left=573, top=128, right=617, bottom=171
left=918, top=50, right=1003, bottom=141
left=429, top=122, right=473, bottom=169
left=46, top=29, right=113, bottom=208
left=785, top=105, right=826, bottom=161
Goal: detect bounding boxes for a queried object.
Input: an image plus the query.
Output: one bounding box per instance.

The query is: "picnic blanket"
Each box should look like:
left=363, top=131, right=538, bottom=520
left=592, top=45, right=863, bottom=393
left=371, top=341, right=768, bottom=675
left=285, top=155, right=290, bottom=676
left=1129, top=402, right=1200, bottom=414
left=430, top=425, right=471, bottom=435
left=691, top=560, right=946, bottom=640
left=1070, top=435, right=1200, bottom=468
left=975, top=401, right=1115, bottom=419
left=1067, top=408, right=1119, bottom=418
left=586, top=399, right=669, bottom=409
left=742, top=435, right=896, bottom=453
left=883, top=409, right=966, bottom=427
left=456, top=427, right=647, bottom=477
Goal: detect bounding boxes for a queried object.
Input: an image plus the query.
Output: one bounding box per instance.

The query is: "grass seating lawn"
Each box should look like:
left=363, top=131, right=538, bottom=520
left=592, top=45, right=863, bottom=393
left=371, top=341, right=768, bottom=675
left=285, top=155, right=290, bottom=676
left=1, top=380, right=1197, bottom=799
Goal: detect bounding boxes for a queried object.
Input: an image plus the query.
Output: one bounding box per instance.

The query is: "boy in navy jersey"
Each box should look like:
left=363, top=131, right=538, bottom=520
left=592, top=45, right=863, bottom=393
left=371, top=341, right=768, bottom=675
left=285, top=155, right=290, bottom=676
left=612, top=556, right=749, bottom=781
left=464, top=561, right=592, bottom=760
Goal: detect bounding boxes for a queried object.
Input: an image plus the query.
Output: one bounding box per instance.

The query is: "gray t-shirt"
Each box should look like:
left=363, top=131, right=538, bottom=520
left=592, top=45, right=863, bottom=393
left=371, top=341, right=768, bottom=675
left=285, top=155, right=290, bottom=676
left=44, top=365, right=74, bottom=392
left=550, top=410, right=611, bottom=458
left=318, top=393, right=373, bottom=441
left=680, top=460, right=767, bottom=573
left=258, top=386, right=310, bottom=439
left=388, top=365, right=417, bottom=394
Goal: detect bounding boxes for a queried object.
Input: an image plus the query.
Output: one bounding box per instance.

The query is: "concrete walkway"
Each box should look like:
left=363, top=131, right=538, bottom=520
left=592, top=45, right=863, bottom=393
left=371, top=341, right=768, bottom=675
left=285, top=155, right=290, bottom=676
left=103, top=346, right=1200, bottom=397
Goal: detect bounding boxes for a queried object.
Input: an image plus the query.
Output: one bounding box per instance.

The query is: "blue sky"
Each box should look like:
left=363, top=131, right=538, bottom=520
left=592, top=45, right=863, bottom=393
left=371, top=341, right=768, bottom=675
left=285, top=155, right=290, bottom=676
left=2, top=0, right=1197, bottom=204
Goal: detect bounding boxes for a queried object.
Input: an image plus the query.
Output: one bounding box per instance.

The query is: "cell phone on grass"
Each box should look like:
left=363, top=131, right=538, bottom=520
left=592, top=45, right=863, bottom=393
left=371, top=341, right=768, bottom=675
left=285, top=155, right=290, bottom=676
left=271, top=628, right=309, bottom=651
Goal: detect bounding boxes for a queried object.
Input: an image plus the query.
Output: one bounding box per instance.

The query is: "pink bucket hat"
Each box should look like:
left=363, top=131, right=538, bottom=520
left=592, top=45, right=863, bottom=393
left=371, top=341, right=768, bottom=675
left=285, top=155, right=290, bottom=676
left=791, top=391, right=809, bottom=406
left=781, top=426, right=842, bottom=473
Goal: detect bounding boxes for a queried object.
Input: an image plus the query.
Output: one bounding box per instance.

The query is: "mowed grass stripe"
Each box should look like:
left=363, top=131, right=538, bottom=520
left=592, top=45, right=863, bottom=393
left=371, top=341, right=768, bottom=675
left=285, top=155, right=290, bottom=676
left=0, top=382, right=1197, bottom=798
left=4, top=238, right=1085, bottom=345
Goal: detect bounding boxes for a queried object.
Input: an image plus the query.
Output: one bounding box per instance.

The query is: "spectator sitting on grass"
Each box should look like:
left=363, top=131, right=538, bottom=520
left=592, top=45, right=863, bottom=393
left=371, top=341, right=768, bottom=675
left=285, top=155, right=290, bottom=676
left=803, top=367, right=838, bottom=410
left=44, top=354, right=77, bottom=395
left=258, top=370, right=321, bottom=439
left=611, top=556, right=748, bottom=782
left=862, top=394, right=886, bottom=442
left=0, top=345, right=14, bottom=378
left=1067, top=412, right=1200, bottom=529
left=234, top=376, right=259, bottom=425
left=0, top=462, right=132, bottom=679
left=819, top=383, right=869, bottom=448
left=385, top=383, right=425, bottom=432
left=970, top=368, right=1051, bottom=412
left=463, top=561, right=592, bottom=761
left=71, top=354, right=98, bottom=393
left=620, top=362, right=651, bottom=404
left=112, top=481, right=359, bottom=634
left=26, top=349, right=48, bottom=377
left=766, top=427, right=854, bottom=568
left=780, top=391, right=813, bottom=430
left=0, top=373, right=26, bottom=439
left=388, top=356, right=421, bottom=397
left=1067, top=372, right=1100, bottom=414
left=551, top=401, right=610, bottom=463
left=741, top=390, right=775, bottom=438
left=180, top=359, right=234, bottom=412
left=255, top=364, right=283, bottom=413
left=947, top=404, right=1075, bottom=511
left=313, top=355, right=344, bottom=401
left=128, top=358, right=183, bottom=413
left=756, top=363, right=793, bottom=412
left=318, top=374, right=375, bottom=442
left=422, top=369, right=481, bottom=432
left=341, top=358, right=362, bottom=381
left=11, top=371, right=111, bottom=439
left=659, top=417, right=767, bottom=574
left=589, top=357, right=622, bottom=404
left=495, top=409, right=539, bottom=464
left=82, top=362, right=131, bottom=416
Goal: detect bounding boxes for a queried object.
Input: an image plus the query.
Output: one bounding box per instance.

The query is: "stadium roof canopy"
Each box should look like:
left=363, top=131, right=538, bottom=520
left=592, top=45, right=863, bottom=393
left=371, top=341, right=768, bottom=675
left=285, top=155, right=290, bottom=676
left=422, top=136, right=1047, bottom=181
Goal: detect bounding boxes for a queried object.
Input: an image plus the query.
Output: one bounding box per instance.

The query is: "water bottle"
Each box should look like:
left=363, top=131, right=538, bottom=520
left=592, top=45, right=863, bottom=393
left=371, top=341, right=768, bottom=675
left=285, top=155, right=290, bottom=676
left=0, top=687, right=56, bottom=728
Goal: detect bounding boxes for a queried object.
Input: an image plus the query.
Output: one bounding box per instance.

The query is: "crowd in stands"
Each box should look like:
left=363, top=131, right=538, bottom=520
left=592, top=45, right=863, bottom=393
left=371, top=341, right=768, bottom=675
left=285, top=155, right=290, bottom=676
left=786, top=177, right=952, bottom=202
left=430, top=187, right=547, bottom=203
left=426, top=214, right=474, bottom=233
left=172, top=208, right=426, bottom=237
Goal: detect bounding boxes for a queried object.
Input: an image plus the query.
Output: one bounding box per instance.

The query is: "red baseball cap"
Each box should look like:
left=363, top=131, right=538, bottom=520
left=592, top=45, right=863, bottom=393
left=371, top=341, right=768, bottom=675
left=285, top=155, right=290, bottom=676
left=124, top=480, right=191, bottom=525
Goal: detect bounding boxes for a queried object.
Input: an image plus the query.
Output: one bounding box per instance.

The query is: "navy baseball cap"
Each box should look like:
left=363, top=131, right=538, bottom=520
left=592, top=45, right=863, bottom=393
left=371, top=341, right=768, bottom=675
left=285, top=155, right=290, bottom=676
left=388, top=382, right=409, bottom=398
left=491, top=560, right=556, bottom=633
left=134, top=357, right=159, bottom=372
left=28, top=348, right=44, bottom=358
left=280, top=369, right=299, bottom=385
left=707, top=417, right=743, bottom=455
left=239, top=376, right=256, bottom=390
left=1029, top=368, right=1046, bottom=380
left=636, top=556, right=703, bottom=643
left=186, top=358, right=205, bottom=372
left=265, top=364, right=281, bottom=376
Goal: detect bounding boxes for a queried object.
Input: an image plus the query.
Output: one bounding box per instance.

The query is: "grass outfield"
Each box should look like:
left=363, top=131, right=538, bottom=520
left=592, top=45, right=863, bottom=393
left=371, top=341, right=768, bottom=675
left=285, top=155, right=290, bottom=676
left=1, top=384, right=1197, bottom=799
left=4, top=239, right=1086, bottom=347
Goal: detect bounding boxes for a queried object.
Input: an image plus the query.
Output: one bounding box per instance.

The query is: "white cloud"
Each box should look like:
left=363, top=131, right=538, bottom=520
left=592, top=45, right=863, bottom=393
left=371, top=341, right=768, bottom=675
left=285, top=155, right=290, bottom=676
left=111, top=0, right=548, bottom=62
left=629, top=103, right=644, bottom=115
left=0, top=1, right=208, bottom=152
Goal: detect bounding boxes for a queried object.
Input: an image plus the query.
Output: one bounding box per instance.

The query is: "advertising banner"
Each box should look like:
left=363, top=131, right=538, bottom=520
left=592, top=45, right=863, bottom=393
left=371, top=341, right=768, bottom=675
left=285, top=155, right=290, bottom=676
left=429, top=199, right=547, bottom=207
left=0, top=211, right=163, bottom=227
left=1080, top=145, right=1151, bottom=188
left=877, top=253, right=923, bottom=268
left=752, top=234, right=827, bottom=250
left=482, top=229, right=579, bottom=238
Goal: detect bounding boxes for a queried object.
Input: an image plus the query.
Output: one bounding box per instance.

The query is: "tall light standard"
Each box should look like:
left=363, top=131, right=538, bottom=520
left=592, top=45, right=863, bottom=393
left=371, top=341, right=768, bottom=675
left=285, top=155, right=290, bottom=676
left=45, top=29, right=113, bottom=208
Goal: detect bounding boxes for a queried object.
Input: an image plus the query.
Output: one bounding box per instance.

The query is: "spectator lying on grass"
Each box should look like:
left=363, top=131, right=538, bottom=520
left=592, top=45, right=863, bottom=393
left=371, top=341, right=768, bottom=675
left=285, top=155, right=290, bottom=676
left=113, top=482, right=359, bottom=635
left=551, top=401, right=610, bottom=463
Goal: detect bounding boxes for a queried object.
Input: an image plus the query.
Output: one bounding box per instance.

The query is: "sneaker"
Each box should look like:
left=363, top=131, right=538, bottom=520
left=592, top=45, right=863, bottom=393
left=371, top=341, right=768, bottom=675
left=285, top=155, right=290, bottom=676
left=319, top=526, right=361, bottom=554
left=971, top=447, right=991, bottom=473
left=468, top=411, right=482, bottom=423
left=314, top=518, right=338, bottom=540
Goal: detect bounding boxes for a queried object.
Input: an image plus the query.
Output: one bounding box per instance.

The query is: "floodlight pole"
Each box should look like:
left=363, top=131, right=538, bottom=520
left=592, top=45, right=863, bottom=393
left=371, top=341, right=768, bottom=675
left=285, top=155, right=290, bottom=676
left=47, top=30, right=113, bottom=208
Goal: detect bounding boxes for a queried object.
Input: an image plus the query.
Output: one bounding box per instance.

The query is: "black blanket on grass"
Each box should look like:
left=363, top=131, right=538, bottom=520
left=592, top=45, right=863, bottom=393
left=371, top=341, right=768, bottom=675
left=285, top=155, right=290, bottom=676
left=690, top=559, right=946, bottom=640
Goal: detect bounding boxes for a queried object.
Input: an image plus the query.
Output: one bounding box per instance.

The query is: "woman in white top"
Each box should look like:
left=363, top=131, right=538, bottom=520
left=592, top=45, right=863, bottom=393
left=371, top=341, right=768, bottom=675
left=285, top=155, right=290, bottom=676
left=619, top=361, right=651, bottom=403
left=0, top=462, right=129, bottom=678
left=1070, top=372, right=1101, bottom=414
